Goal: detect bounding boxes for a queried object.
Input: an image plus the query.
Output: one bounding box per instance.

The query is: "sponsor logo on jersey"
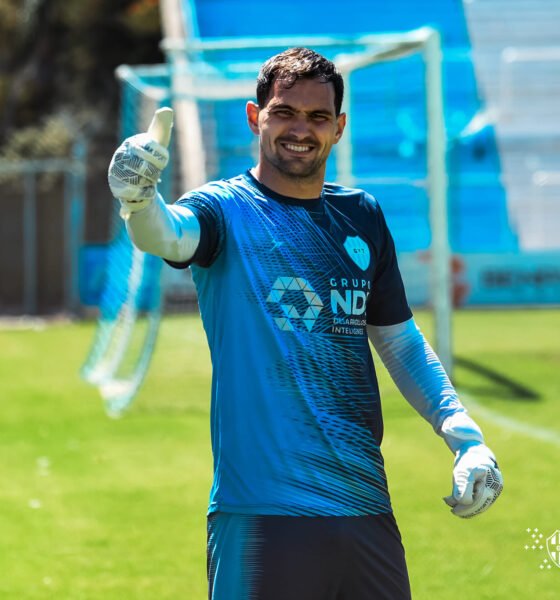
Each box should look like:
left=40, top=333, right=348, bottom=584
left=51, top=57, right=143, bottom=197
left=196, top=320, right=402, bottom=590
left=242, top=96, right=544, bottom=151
left=329, top=277, right=370, bottom=335
left=266, top=276, right=323, bottom=332
left=267, top=276, right=370, bottom=336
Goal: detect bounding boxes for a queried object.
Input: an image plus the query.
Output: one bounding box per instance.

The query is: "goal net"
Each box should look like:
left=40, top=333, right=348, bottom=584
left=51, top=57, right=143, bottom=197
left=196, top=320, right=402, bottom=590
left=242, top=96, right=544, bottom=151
left=83, top=27, right=452, bottom=414
left=80, top=67, right=175, bottom=415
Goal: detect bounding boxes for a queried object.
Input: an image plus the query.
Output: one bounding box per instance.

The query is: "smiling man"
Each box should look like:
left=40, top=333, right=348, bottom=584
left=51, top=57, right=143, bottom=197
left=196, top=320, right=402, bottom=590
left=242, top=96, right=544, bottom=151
left=248, top=64, right=345, bottom=193
left=108, top=47, right=503, bottom=600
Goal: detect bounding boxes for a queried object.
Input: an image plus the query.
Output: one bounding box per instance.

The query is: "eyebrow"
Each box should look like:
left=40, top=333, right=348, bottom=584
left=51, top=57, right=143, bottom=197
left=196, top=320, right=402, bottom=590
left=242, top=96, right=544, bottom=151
left=268, top=103, right=334, bottom=116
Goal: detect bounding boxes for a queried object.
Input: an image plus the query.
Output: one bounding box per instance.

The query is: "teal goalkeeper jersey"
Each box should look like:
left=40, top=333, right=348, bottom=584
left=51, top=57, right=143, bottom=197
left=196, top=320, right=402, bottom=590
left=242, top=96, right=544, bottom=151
left=168, top=171, right=412, bottom=516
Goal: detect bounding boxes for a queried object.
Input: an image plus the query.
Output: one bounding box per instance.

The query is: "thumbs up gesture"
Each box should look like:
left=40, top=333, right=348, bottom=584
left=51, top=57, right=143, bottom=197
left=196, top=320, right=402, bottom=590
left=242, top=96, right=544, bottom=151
left=108, top=107, right=174, bottom=216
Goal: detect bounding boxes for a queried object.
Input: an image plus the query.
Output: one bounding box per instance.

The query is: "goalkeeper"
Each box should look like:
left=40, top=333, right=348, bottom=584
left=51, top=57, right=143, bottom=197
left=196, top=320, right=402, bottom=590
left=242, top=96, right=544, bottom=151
left=108, top=48, right=503, bottom=600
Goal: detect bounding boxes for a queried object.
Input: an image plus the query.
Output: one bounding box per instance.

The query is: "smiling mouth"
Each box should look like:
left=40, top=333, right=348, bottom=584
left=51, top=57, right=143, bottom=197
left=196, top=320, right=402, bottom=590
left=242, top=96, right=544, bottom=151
left=281, top=142, right=314, bottom=154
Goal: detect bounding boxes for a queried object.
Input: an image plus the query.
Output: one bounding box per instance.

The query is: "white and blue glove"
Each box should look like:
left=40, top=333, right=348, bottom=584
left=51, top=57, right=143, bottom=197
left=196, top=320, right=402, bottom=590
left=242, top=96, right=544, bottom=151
left=108, top=108, right=173, bottom=217
left=439, top=413, right=504, bottom=519
left=368, top=320, right=504, bottom=519
left=443, top=443, right=504, bottom=519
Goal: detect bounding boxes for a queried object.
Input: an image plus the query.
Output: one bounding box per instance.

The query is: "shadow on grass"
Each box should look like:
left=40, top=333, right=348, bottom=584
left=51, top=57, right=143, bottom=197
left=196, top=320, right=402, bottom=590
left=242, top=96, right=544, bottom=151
left=454, top=356, right=541, bottom=401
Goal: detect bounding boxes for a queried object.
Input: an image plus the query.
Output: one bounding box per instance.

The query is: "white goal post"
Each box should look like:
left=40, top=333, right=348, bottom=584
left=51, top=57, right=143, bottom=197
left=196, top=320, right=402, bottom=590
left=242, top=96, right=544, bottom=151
left=84, top=26, right=454, bottom=415
left=161, top=26, right=453, bottom=375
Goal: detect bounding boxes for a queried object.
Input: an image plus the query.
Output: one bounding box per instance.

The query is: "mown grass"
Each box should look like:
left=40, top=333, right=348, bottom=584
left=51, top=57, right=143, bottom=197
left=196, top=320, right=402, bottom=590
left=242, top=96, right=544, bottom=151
left=0, top=309, right=558, bottom=599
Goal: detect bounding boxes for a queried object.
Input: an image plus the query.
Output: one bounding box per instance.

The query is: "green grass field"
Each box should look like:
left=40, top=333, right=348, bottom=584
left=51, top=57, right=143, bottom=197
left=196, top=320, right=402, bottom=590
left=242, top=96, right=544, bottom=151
left=1, top=309, right=559, bottom=599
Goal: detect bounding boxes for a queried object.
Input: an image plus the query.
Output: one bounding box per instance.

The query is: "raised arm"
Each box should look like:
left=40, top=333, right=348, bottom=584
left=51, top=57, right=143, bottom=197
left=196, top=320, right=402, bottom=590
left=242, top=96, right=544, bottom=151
left=368, top=318, right=503, bottom=518
left=107, top=108, right=201, bottom=263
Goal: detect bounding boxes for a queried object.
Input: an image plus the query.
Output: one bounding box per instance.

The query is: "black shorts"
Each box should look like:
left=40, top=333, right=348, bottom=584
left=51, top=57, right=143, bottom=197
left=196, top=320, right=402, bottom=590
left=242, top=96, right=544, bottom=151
left=207, top=512, right=411, bottom=600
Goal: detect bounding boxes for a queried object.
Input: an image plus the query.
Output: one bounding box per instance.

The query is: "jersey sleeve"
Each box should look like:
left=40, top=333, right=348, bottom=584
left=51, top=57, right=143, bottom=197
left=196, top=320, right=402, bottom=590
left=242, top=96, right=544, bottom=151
left=164, top=190, right=226, bottom=269
left=366, top=201, right=412, bottom=326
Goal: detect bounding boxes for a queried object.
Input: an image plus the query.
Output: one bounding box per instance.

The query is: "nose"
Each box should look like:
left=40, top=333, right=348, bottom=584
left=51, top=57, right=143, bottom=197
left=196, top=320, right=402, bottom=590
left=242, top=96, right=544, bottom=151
left=288, top=115, right=311, bottom=140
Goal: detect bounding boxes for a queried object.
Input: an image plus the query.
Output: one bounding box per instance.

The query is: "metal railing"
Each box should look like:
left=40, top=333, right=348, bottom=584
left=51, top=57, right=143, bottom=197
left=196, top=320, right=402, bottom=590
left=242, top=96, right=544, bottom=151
left=0, top=141, right=87, bottom=314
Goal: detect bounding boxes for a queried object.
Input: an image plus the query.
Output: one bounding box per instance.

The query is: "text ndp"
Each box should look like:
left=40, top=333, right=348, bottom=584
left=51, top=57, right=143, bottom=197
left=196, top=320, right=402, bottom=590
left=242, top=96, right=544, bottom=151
left=330, top=278, right=369, bottom=335
left=331, top=291, right=366, bottom=316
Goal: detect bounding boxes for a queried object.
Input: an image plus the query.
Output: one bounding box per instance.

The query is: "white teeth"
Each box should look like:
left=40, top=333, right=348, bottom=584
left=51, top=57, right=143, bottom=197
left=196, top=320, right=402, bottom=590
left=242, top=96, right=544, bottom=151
left=285, top=144, right=311, bottom=153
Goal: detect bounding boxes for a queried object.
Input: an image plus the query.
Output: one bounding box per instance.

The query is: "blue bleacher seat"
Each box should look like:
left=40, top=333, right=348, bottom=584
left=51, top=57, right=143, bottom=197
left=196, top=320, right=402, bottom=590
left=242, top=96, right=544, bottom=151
left=179, top=0, right=518, bottom=252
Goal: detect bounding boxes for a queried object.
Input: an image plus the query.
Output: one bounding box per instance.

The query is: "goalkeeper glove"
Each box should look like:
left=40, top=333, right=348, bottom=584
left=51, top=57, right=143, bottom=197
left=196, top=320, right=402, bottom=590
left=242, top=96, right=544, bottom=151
left=107, top=133, right=169, bottom=216
left=108, top=107, right=173, bottom=217
left=444, top=443, right=504, bottom=518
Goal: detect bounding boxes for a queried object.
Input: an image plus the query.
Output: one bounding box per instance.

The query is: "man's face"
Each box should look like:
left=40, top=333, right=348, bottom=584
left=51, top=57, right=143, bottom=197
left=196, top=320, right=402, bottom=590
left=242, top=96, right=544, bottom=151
left=247, top=77, right=346, bottom=181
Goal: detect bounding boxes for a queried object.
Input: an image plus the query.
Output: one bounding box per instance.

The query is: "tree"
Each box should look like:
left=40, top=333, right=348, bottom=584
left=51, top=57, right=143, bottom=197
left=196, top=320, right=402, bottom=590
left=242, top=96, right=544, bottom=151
left=0, top=0, right=163, bottom=155
left=0, top=0, right=165, bottom=243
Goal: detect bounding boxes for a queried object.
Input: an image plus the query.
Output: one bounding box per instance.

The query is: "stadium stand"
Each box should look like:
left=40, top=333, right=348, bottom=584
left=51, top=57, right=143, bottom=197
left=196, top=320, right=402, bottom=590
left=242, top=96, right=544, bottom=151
left=179, top=0, right=519, bottom=253
left=464, top=0, right=560, bottom=250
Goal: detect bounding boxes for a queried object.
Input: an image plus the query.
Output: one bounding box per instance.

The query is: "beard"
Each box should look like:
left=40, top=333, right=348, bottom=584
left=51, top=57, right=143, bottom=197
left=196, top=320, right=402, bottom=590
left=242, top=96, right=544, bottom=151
left=264, top=141, right=328, bottom=181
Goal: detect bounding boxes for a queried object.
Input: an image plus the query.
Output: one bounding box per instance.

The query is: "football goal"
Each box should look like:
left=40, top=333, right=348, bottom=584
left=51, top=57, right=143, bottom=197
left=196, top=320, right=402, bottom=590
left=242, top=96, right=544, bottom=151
left=82, top=27, right=453, bottom=414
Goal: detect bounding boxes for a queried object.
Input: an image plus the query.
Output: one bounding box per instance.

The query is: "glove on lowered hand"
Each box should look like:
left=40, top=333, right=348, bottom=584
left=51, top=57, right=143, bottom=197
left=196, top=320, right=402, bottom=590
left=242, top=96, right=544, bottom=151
left=444, top=443, right=503, bottom=518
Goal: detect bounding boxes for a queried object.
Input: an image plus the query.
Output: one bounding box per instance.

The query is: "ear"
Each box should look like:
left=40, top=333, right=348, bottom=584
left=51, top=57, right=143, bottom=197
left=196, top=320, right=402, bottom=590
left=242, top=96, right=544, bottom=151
left=246, top=101, right=260, bottom=135
left=333, top=112, right=347, bottom=144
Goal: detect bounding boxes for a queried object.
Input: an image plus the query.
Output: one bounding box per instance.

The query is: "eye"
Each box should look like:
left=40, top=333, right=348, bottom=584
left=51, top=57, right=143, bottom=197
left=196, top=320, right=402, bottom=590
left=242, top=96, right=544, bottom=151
left=273, top=109, right=293, bottom=118
left=310, top=113, right=329, bottom=122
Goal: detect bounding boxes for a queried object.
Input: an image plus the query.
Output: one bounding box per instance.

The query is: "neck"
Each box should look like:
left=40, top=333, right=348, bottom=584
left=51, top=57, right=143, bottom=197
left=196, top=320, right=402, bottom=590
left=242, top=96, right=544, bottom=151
left=252, top=163, right=325, bottom=199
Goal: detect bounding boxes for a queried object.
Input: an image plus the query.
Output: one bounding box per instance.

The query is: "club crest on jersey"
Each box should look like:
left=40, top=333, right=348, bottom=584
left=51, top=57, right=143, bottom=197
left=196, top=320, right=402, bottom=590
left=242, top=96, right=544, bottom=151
left=343, top=236, right=370, bottom=271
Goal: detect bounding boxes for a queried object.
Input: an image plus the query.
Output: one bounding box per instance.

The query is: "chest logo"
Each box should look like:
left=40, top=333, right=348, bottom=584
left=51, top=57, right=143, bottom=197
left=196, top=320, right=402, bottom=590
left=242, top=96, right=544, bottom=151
left=267, top=277, right=324, bottom=332
left=343, top=236, right=370, bottom=271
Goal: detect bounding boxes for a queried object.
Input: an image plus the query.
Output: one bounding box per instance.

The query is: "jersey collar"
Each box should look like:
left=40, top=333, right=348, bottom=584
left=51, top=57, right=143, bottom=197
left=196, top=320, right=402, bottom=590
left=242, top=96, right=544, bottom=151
left=244, top=170, right=324, bottom=210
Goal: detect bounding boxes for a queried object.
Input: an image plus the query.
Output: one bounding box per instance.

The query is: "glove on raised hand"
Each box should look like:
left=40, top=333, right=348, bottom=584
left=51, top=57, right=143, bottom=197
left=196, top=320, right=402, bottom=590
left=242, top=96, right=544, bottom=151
left=108, top=107, right=173, bottom=217
left=444, top=443, right=503, bottom=518
left=108, top=133, right=169, bottom=214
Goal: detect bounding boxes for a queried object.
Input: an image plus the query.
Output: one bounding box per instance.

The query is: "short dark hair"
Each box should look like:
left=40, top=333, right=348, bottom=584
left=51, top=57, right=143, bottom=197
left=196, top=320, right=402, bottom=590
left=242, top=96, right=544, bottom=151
left=256, top=47, right=344, bottom=116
